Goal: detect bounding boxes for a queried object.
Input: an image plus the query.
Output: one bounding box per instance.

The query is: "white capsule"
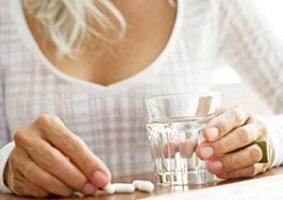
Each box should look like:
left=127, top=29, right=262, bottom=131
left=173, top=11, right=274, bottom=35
left=132, top=180, right=155, bottom=193
left=73, top=191, right=84, bottom=198
left=103, top=183, right=115, bottom=194
left=112, top=183, right=135, bottom=193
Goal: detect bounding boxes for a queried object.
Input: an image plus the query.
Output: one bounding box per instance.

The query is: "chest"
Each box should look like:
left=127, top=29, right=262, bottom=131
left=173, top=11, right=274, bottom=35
left=26, top=0, right=177, bottom=86
left=3, top=0, right=218, bottom=134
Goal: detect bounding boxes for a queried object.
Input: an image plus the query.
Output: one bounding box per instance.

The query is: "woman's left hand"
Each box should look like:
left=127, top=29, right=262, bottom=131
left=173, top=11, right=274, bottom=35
left=196, top=106, right=274, bottom=179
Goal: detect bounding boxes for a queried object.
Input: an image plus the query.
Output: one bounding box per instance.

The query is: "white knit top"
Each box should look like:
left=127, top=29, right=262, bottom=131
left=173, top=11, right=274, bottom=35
left=1, top=0, right=283, bottom=193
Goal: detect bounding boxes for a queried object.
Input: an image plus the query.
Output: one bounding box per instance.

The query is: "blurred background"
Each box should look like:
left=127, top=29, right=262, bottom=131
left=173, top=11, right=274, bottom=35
left=211, top=0, right=283, bottom=115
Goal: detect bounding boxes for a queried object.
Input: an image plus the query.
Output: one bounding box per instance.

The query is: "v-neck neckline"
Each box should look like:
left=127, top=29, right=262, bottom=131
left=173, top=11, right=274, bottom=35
left=10, top=0, right=184, bottom=93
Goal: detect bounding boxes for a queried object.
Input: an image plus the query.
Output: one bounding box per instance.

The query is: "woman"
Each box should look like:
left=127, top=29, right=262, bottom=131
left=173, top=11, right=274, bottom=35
left=0, top=0, right=282, bottom=197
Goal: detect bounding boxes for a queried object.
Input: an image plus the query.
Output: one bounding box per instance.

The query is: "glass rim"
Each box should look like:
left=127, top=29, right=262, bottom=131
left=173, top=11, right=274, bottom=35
left=144, top=91, right=221, bottom=101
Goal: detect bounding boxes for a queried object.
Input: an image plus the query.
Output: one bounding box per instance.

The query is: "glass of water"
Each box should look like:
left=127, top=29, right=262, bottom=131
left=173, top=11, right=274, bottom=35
left=144, top=92, right=221, bottom=185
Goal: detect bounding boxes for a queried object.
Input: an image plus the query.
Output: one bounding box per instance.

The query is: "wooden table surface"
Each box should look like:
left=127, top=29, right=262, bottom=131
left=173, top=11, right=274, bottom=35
left=1, top=167, right=283, bottom=200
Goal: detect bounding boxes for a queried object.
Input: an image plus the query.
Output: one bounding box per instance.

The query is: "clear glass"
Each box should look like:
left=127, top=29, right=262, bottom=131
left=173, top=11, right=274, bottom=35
left=144, top=92, right=221, bottom=185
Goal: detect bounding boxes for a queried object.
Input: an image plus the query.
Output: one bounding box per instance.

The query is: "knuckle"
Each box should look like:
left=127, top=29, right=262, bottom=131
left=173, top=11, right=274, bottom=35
left=209, top=116, right=228, bottom=134
left=238, top=127, right=253, bottom=145
left=214, top=140, right=228, bottom=155
left=231, top=106, right=249, bottom=124
left=216, top=123, right=227, bottom=135
left=35, top=114, right=65, bottom=138
left=35, top=114, right=52, bottom=126
left=32, top=145, right=58, bottom=170
left=61, top=134, right=82, bottom=152
left=213, top=118, right=228, bottom=135
left=249, top=145, right=263, bottom=162
left=35, top=114, right=61, bottom=127
left=41, top=150, right=57, bottom=169
left=14, top=131, right=29, bottom=146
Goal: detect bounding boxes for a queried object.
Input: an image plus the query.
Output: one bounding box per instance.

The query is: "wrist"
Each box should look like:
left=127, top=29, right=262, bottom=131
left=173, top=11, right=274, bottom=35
left=0, top=142, right=15, bottom=193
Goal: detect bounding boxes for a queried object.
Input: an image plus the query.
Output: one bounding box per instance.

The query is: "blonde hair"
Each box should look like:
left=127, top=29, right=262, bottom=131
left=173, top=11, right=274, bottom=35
left=23, top=0, right=127, bottom=58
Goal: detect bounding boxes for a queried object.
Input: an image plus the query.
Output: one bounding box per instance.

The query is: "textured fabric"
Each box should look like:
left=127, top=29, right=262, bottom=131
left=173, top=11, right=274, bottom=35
left=216, top=0, right=283, bottom=168
left=0, top=0, right=283, bottom=193
left=0, top=142, right=14, bottom=193
left=264, top=116, right=283, bottom=167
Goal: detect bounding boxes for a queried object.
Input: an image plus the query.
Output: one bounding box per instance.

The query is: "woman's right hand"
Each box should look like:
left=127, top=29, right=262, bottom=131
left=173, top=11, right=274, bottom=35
left=4, top=114, right=111, bottom=197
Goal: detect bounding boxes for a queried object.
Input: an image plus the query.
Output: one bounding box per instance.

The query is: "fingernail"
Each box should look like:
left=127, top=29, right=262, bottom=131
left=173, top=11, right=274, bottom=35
left=82, top=183, right=97, bottom=195
left=92, top=171, right=110, bottom=188
left=209, top=160, right=223, bottom=173
left=206, top=127, right=219, bottom=141
left=201, top=146, right=214, bottom=159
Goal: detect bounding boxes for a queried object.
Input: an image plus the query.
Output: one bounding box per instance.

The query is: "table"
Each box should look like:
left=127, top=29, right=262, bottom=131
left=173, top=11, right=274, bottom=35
left=1, top=167, right=283, bottom=200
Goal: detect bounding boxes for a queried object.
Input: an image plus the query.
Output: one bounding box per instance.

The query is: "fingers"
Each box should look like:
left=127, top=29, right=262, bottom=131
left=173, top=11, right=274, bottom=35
left=216, top=164, right=265, bottom=179
left=206, top=144, right=263, bottom=174
left=178, top=139, right=197, bottom=157
left=194, top=106, right=270, bottom=180
left=35, top=114, right=111, bottom=188
left=24, top=140, right=87, bottom=191
left=211, top=124, right=260, bottom=155
left=12, top=114, right=110, bottom=197
left=13, top=179, right=49, bottom=198
left=163, top=139, right=197, bottom=158
left=7, top=164, right=48, bottom=198
left=163, top=142, right=177, bottom=158
left=14, top=147, right=73, bottom=196
left=203, top=106, right=250, bottom=142
left=197, top=124, right=265, bottom=159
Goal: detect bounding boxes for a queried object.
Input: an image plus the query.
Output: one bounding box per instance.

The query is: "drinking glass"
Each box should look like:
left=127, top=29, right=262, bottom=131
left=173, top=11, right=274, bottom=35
left=144, top=92, right=221, bottom=185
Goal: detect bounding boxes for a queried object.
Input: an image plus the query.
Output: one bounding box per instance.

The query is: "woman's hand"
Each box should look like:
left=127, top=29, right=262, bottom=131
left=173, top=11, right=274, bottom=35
left=196, top=106, right=274, bottom=179
left=4, top=114, right=111, bottom=197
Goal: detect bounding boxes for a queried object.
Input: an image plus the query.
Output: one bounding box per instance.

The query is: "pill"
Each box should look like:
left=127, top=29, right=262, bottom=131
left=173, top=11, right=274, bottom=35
left=73, top=191, right=84, bottom=198
left=103, top=183, right=115, bottom=194
left=132, top=180, right=155, bottom=193
left=112, top=183, right=135, bottom=193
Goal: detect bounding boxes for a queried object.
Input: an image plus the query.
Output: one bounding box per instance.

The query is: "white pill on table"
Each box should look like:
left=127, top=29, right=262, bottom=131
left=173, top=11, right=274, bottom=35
left=103, top=183, right=115, bottom=194
left=73, top=191, right=84, bottom=198
left=132, top=180, right=155, bottom=193
left=112, top=183, right=135, bottom=193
